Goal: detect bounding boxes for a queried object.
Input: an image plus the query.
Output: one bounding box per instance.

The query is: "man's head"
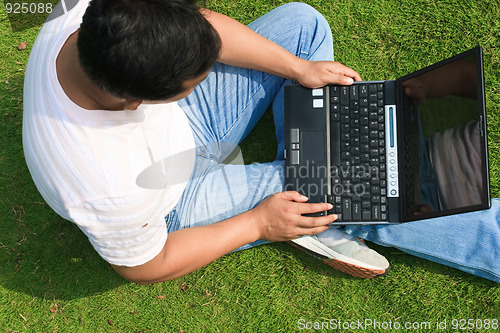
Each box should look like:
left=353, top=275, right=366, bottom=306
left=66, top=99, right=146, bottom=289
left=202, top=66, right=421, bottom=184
left=77, top=0, right=221, bottom=101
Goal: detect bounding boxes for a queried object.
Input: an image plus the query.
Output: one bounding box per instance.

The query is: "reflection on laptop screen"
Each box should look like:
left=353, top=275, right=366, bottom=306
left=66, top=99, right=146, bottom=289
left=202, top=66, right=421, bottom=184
left=400, top=51, right=487, bottom=221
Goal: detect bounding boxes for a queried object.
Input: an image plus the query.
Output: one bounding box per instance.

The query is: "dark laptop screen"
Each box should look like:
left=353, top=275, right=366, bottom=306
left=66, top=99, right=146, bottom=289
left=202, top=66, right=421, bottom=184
left=398, top=47, right=490, bottom=221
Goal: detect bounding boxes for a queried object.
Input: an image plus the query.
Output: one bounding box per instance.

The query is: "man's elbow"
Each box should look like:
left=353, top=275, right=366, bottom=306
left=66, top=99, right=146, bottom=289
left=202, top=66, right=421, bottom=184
left=109, top=252, right=183, bottom=284
left=119, top=273, right=161, bottom=285
left=111, top=265, right=181, bottom=285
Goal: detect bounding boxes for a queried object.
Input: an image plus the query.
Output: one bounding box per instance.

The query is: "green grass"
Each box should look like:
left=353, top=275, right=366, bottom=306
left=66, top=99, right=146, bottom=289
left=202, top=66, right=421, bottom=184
left=1, top=0, right=499, bottom=332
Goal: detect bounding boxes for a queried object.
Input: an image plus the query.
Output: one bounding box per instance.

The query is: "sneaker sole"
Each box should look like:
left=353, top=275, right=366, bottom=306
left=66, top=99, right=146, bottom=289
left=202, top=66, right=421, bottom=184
left=287, top=238, right=390, bottom=279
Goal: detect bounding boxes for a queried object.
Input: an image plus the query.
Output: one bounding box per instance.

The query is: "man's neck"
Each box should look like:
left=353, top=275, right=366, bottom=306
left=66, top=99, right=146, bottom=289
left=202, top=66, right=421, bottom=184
left=56, top=30, right=129, bottom=111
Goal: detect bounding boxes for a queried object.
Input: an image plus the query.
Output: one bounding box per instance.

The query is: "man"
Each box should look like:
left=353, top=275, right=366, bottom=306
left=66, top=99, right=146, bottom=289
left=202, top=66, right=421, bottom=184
left=23, top=0, right=499, bottom=284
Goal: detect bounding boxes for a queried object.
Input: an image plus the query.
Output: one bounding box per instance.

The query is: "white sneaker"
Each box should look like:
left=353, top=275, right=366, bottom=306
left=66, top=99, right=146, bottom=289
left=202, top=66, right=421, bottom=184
left=289, top=230, right=390, bottom=278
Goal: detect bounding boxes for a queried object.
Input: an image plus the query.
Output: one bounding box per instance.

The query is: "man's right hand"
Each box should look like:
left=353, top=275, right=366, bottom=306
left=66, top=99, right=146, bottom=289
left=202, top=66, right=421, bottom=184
left=249, top=191, right=338, bottom=242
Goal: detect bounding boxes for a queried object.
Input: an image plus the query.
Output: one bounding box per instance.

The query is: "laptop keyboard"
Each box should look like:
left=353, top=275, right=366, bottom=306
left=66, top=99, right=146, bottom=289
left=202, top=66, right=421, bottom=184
left=328, top=84, right=388, bottom=221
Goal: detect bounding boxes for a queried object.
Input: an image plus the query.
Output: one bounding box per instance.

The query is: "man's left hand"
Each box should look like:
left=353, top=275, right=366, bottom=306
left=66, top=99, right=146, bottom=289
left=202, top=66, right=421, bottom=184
left=295, top=60, right=362, bottom=88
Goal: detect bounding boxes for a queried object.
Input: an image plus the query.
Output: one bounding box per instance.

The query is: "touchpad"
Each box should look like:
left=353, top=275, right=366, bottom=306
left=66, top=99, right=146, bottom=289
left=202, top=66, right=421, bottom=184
left=301, top=131, right=324, bottom=161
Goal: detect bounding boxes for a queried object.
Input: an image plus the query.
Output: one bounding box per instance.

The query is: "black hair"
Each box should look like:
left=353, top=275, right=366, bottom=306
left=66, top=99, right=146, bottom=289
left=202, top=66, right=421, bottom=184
left=77, top=0, right=221, bottom=100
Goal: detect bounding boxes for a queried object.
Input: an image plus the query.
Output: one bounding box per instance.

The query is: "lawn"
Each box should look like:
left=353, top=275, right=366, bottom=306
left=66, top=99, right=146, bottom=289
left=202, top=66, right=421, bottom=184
left=1, top=0, right=499, bottom=332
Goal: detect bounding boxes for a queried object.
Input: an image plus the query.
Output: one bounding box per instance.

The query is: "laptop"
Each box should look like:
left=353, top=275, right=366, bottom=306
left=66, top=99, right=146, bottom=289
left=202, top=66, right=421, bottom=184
left=284, top=46, right=491, bottom=224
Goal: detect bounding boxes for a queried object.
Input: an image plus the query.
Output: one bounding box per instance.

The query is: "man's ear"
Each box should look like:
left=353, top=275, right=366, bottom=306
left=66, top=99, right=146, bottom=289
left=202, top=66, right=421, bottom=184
left=124, top=100, right=143, bottom=110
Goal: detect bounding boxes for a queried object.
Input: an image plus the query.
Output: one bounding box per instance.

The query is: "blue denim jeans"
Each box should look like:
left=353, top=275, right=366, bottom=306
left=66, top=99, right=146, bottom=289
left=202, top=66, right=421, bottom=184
left=171, top=3, right=499, bottom=282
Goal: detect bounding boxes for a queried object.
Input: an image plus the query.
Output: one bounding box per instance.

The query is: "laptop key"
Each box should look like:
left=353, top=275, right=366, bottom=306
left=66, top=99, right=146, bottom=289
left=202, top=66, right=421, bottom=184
left=350, top=85, right=358, bottom=99
left=331, top=86, right=340, bottom=96
left=360, top=85, right=368, bottom=97
left=342, top=197, right=352, bottom=220
left=331, top=122, right=341, bottom=166
left=372, top=205, right=380, bottom=220
left=362, top=209, right=371, bottom=220
left=352, top=201, right=362, bottom=220
left=340, top=87, right=349, bottom=105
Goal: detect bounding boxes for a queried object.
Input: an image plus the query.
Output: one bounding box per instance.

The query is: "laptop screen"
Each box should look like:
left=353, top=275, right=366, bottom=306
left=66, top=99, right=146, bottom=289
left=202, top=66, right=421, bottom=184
left=398, top=47, right=490, bottom=221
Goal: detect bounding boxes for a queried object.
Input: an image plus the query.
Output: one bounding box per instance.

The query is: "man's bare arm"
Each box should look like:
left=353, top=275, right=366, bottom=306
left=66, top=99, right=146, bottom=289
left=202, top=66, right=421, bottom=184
left=201, top=9, right=362, bottom=88
left=111, top=192, right=336, bottom=284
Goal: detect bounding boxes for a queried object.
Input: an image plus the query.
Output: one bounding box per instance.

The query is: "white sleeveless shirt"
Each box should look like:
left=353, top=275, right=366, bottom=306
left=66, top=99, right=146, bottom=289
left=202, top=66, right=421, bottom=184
left=23, top=0, right=195, bottom=266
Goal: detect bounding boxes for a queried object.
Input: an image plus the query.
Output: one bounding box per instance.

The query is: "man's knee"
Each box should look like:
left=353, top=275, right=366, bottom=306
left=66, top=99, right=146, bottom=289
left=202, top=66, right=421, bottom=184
left=277, top=2, right=330, bottom=30
left=273, top=2, right=333, bottom=59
